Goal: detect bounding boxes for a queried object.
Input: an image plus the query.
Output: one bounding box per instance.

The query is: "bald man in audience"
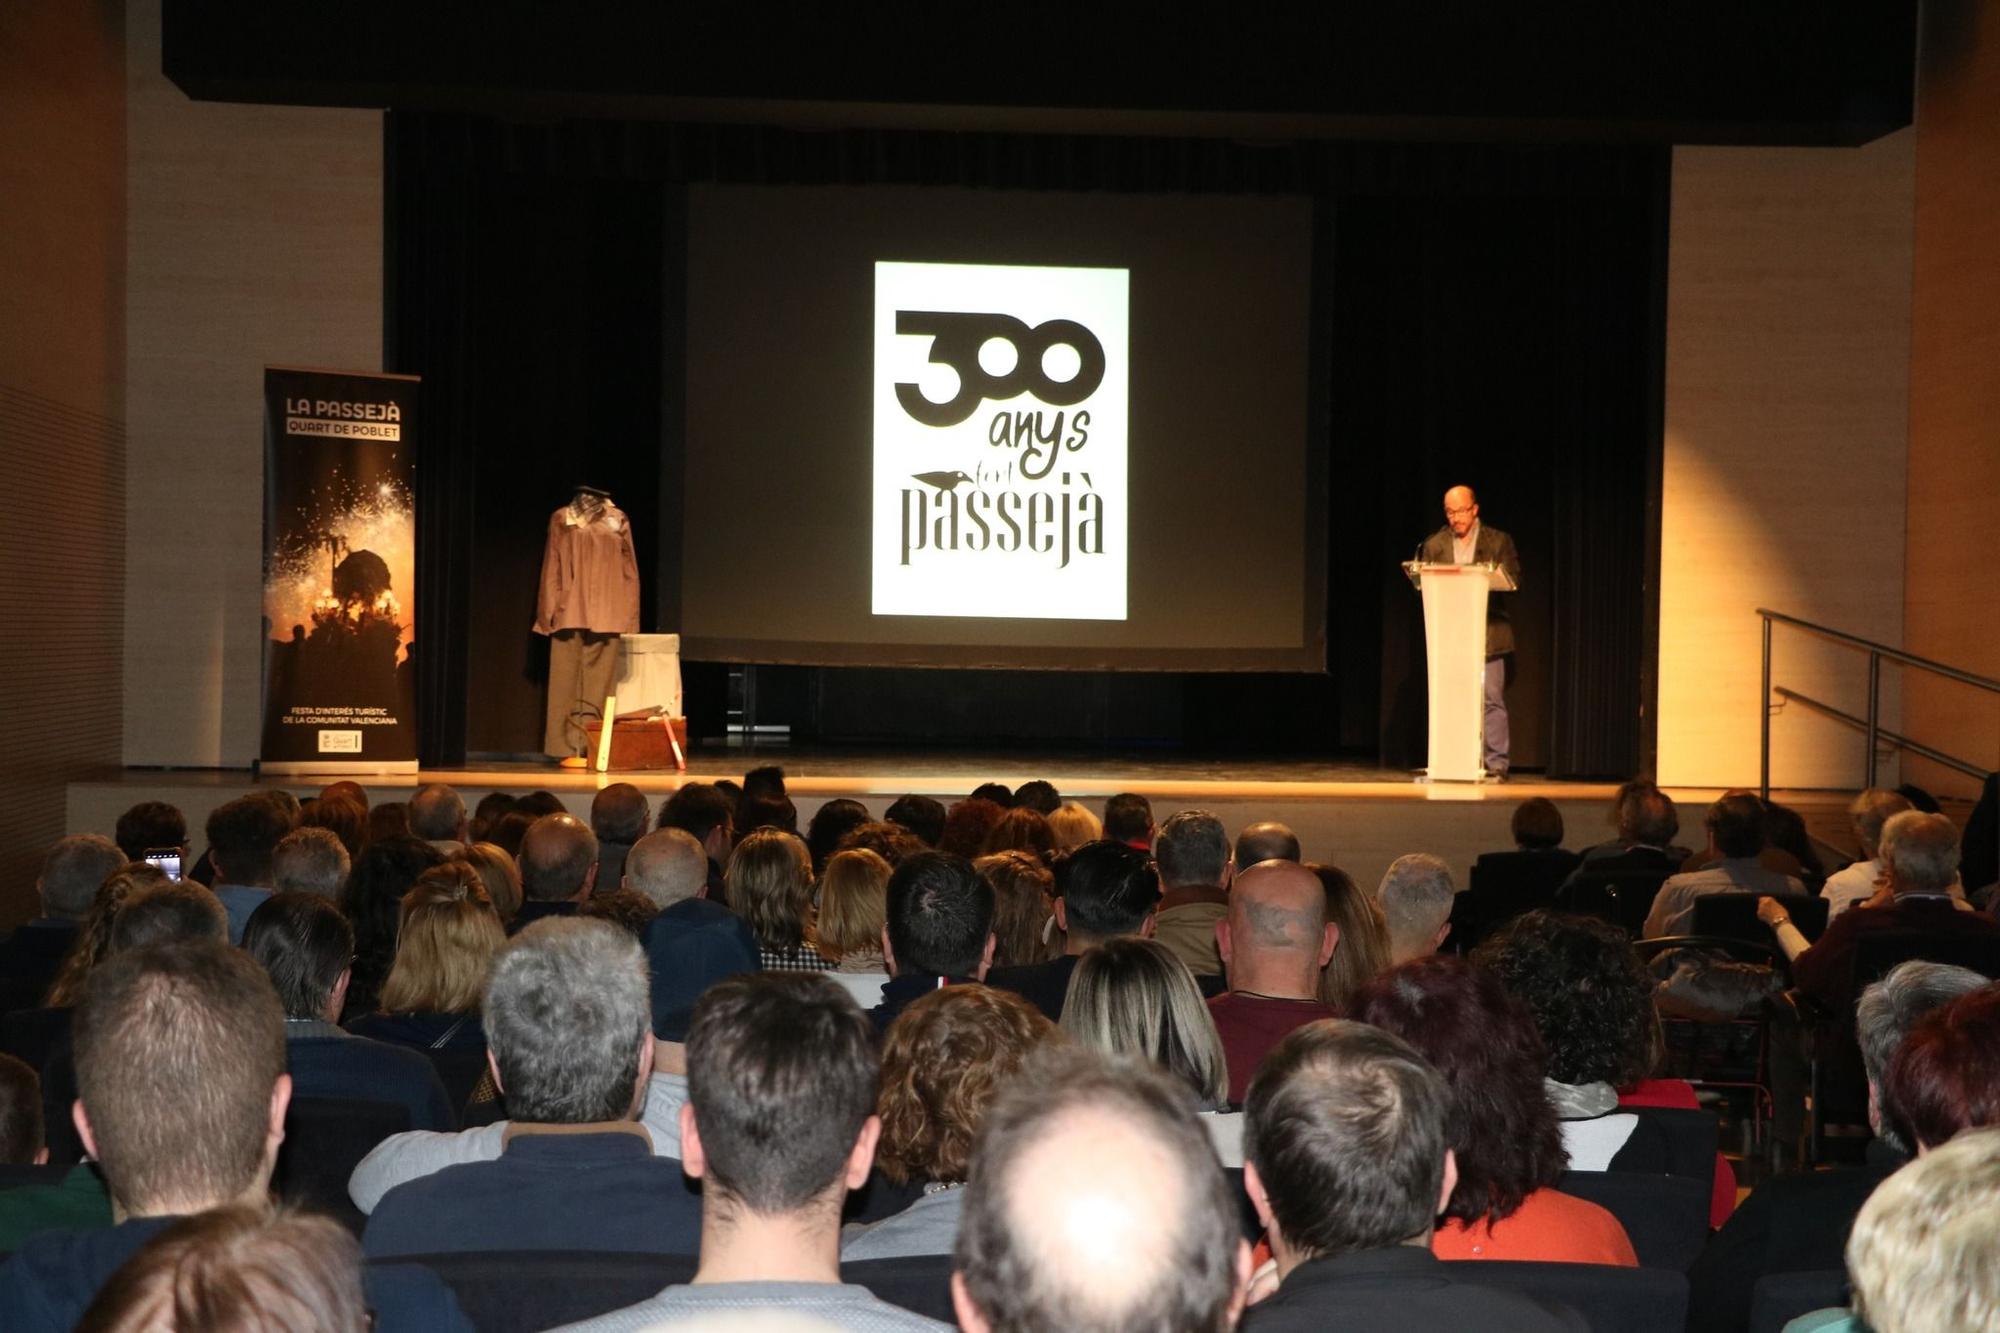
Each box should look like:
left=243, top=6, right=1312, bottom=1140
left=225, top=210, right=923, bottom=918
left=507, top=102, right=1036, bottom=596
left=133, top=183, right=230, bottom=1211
left=408, top=784, right=468, bottom=854
left=1235, top=822, right=1301, bottom=868
left=512, top=813, right=599, bottom=934
left=1375, top=854, right=1458, bottom=964
left=953, top=1048, right=1250, bottom=1333
left=1207, top=861, right=1339, bottom=1104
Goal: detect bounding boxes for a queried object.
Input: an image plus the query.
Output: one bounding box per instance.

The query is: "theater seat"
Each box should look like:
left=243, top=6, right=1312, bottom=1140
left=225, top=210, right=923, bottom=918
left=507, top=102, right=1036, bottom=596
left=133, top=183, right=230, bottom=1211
left=1748, top=1269, right=1848, bottom=1333
left=1443, top=1260, right=1688, bottom=1333
left=842, top=1254, right=957, bottom=1323
left=378, top=1251, right=696, bottom=1332
left=1622, top=1105, right=1722, bottom=1183
left=1557, top=1171, right=1709, bottom=1271
left=273, top=1097, right=411, bottom=1235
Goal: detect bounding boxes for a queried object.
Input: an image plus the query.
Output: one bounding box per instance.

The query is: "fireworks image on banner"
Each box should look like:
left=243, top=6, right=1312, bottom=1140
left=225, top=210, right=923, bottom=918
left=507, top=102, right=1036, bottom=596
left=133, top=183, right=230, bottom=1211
left=264, top=472, right=416, bottom=660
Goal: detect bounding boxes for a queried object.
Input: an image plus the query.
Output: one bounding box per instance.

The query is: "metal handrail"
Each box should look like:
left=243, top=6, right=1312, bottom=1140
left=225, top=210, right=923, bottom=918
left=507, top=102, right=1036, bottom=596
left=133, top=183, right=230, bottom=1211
left=1758, top=609, right=2000, bottom=798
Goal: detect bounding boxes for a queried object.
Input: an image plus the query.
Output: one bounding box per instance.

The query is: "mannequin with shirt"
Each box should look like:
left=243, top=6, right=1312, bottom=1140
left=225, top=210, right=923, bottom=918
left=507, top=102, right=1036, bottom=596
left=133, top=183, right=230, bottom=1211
left=535, top=486, right=640, bottom=766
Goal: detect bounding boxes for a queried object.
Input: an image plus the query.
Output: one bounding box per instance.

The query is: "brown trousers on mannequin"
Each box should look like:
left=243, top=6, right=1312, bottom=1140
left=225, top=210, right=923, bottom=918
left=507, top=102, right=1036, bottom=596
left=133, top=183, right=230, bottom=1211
left=545, top=630, right=620, bottom=758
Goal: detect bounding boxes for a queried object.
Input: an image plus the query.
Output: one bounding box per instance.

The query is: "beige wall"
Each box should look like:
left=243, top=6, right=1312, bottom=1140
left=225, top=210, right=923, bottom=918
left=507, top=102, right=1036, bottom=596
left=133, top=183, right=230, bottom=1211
left=0, top=0, right=127, bottom=923
left=1658, top=134, right=1915, bottom=790
left=1905, top=9, right=2000, bottom=800
left=123, top=0, right=383, bottom=767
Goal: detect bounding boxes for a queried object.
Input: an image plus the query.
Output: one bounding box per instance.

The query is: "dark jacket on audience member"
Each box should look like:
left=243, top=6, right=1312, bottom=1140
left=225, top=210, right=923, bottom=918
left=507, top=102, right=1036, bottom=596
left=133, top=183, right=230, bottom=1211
left=0, top=1215, right=472, bottom=1333
left=286, top=1021, right=456, bottom=1132
left=1241, top=1247, right=1586, bottom=1332
left=0, top=920, right=78, bottom=1015
left=643, top=897, right=761, bottom=1040
left=985, top=955, right=1082, bottom=1023
left=361, top=1129, right=701, bottom=1258
left=868, top=974, right=978, bottom=1035
left=508, top=899, right=580, bottom=935
left=1792, top=896, right=2000, bottom=1016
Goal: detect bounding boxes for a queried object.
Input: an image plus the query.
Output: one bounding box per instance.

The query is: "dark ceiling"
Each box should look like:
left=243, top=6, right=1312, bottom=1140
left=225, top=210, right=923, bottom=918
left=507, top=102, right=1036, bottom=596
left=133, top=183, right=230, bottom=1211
left=162, top=1, right=1918, bottom=147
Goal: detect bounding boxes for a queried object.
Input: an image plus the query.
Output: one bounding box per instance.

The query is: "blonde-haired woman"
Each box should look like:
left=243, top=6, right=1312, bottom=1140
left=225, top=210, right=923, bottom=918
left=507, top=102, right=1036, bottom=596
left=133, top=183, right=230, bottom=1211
left=816, top=848, right=891, bottom=973
left=726, top=829, right=831, bottom=971
left=1046, top=801, right=1104, bottom=852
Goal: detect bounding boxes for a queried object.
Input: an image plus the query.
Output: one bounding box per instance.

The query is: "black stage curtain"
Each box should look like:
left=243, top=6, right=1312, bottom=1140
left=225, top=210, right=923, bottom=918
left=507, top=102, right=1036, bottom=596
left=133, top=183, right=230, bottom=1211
left=389, top=115, right=1664, bottom=778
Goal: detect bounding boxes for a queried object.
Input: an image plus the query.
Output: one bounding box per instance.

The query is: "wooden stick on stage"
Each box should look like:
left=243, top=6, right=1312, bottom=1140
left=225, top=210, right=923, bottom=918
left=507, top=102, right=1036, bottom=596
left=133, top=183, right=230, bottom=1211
left=595, top=694, right=617, bottom=774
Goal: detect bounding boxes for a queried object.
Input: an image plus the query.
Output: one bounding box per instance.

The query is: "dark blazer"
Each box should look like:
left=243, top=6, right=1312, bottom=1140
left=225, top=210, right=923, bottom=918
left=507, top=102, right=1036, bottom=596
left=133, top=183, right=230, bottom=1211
left=1418, top=523, right=1522, bottom=656
left=0, top=921, right=77, bottom=1016
left=985, top=954, right=1082, bottom=1023
left=1684, top=1161, right=1897, bottom=1333
left=1242, top=1247, right=1585, bottom=1332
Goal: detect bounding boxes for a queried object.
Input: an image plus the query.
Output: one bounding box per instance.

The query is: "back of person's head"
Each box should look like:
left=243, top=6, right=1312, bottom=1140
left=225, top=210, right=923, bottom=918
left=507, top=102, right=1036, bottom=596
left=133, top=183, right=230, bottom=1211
left=1879, top=810, right=1960, bottom=896
left=76, top=1201, right=368, bottom=1333
left=981, top=807, right=1055, bottom=860
left=487, top=810, right=534, bottom=856
left=1102, top=793, right=1155, bottom=847
left=725, top=829, right=814, bottom=953
left=1235, top=821, right=1301, bottom=867
left=39, top=835, right=128, bottom=920
left=241, top=893, right=354, bottom=1022
left=741, top=765, right=788, bottom=802
left=1762, top=800, right=1823, bottom=878
left=109, top=883, right=228, bottom=954
left=1245, top=1019, right=1454, bottom=1260
left=381, top=862, right=504, bottom=1014
left=205, top=795, right=292, bottom=887
left=113, top=802, right=186, bottom=863
left=886, top=851, right=995, bottom=977
left=1374, top=853, right=1457, bottom=962
left=589, top=782, right=651, bottom=846
left=1848, top=788, right=1914, bottom=859
left=407, top=784, right=466, bottom=842
left=44, top=867, right=170, bottom=1009
left=1706, top=792, right=1767, bottom=859
left=1047, top=802, right=1103, bottom=852
left=954, top=1046, right=1244, bottom=1333
left=970, top=781, right=1015, bottom=808
left=318, top=780, right=369, bottom=813
left=298, top=795, right=367, bottom=859
left=0, top=1053, right=44, bottom=1165
left=578, top=888, right=662, bottom=939
left=1155, top=810, right=1230, bottom=889
left=839, top=818, right=928, bottom=868
left=73, top=941, right=286, bottom=1215
left=271, top=826, right=351, bottom=900
left=623, top=827, right=709, bottom=911
left=659, top=783, right=734, bottom=847
left=1062, top=938, right=1228, bottom=1111
left=1895, top=782, right=1945, bottom=815
left=470, top=791, right=518, bottom=842
left=367, top=802, right=411, bottom=844
left=1623, top=787, right=1680, bottom=847
left=877, top=986, right=1054, bottom=1187
left=1058, top=840, right=1160, bottom=940
left=685, top=974, right=878, bottom=1214
left=456, top=841, right=523, bottom=922
left=1225, top=860, right=1332, bottom=977
left=884, top=794, right=947, bottom=847
left=805, top=798, right=872, bottom=872
left=738, top=792, right=799, bottom=838
left=940, top=797, right=1008, bottom=859
left=514, top=789, right=565, bottom=819
left=485, top=918, right=652, bottom=1125
left=976, top=851, right=1056, bottom=968
left=1475, top=910, right=1658, bottom=1087
left=1309, top=863, right=1390, bottom=1010
left=519, top=812, right=599, bottom=902
left=1844, top=1126, right=2000, bottom=1333
left=1349, top=955, right=1565, bottom=1226
left=1014, top=780, right=1062, bottom=816
left=815, top=848, right=891, bottom=964
left=1883, top=983, right=2000, bottom=1151
left=1857, top=961, right=1991, bottom=1153
left=1509, top=798, right=1564, bottom=850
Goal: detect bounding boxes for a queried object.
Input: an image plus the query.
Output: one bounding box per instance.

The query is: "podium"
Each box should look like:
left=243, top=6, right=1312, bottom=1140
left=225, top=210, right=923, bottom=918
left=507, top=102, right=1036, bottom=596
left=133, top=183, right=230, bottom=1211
left=1403, top=561, right=1516, bottom=782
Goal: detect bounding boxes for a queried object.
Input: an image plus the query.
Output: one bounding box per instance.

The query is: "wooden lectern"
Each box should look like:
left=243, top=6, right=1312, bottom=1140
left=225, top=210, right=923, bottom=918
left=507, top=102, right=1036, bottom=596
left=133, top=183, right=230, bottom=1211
left=1403, top=561, right=1518, bottom=782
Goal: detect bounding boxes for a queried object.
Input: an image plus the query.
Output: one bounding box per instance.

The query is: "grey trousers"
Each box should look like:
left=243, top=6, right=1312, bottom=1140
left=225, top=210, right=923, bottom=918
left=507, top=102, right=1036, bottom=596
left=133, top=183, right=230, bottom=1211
left=1484, top=654, right=1510, bottom=776
left=546, top=630, right=620, bottom=758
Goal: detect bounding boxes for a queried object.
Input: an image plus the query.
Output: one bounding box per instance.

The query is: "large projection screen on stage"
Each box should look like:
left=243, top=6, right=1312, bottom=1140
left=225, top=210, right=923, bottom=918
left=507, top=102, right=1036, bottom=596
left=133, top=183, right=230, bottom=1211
left=678, top=184, right=1325, bottom=672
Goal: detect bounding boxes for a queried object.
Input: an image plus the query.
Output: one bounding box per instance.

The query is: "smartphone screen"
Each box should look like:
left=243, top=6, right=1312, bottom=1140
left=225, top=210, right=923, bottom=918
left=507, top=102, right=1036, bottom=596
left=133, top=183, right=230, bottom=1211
left=143, top=848, right=183, bottom=881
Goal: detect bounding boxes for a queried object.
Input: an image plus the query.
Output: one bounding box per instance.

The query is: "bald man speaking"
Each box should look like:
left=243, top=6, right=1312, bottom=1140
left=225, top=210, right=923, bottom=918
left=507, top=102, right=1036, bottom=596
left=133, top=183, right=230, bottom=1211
left=1418, top=486, right=1522, bottom=779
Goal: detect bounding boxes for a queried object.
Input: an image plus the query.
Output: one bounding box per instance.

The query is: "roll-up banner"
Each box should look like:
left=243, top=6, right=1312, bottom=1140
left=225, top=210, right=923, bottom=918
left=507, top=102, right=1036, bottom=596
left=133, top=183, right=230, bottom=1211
left=259, top=367, right=421, bottom=775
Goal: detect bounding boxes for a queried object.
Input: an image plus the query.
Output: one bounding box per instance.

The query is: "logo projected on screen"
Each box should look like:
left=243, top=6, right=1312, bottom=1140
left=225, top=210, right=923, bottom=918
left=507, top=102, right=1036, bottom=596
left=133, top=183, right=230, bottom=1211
left=873, top=261, right=1128, bottom=621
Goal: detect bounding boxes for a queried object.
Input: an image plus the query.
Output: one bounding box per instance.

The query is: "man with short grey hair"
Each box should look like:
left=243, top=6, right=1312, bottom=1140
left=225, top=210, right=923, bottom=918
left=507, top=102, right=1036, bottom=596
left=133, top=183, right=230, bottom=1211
left=1821, top=789, right=1914, bottom=920
left=624, top=827, right=708, bottom=912
left=592, top=783, right=651, bottom=892
left=270, top=826, right=351, bottom=900
left=0, top=835, right=126, bottom=1013
left=409, top=784, right=468, bottom=853
left=361, top=918, right=697, bottom=1258
left=1154, top=810, right=1234, bottom=978
left=513, top=812, right=599, bottom=932
left=1375, top=854, right=1458, bottom=963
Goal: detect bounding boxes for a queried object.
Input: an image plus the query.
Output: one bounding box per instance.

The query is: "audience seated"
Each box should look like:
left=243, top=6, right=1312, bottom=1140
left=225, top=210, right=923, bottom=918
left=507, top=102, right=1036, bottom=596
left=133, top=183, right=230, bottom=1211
left=409, top=784, right=470, bottom=856
left=989, top=841, right=1159, bottom=1022
left=629, top=829, right=762, bottom=1043
left=842, top=985, right=1053, bottom=1260
left=342, top=837, right=447, bottom=1019
left=1686, top=960, right=1988, bottom=1333
left=109, top=880, right=228, bottom=953
left=817, top=849, right=892, bottom=974
left=1240, top=1020, right=1585, bottom=1332
left=242, top=893, right=454, bottom=1133
left=841, top=818, right=929, bottom=867
left=368, top=802, right=414, bottom=844
left=973, top=850, right=1054, bottom=969
left=1644, top=793, right=1804, bottom=938
left=0, top=836, right=126, bottom=1015
left=1209, top=860, right=1338, bottom=1105
left=0, top=941, right=465, bottom=1331
left=953, top=1046, right=1247, bottom=1333
left=937, top=797, right=1006, bottom=860
left=203, top=795, right=294, bottom=944
left=577, top=887, right=661, bottom=938
left=979, top=807, right=1056, bottom=859
left=513, top=813, right=599, bottom=933
left=468, top=791, right=518, bottom=844
left=1820, top=789, right=1913, bottom=919
left=1351, top=956, right=1637, bottom=1266
left=1013, top=779, right=1062, bottom=816
left=111, top=800, right=186, bottom=865
left=1309, top=864, right=1390, bottom=1010
left=807, top=798, right=873, bottom=872
left=589, top=782, right=650, bottom=889
left=1376, top=854, right=1459, bottom=963
left=363, top=918, right=698, bottom=1258
left=659, top=783, right=736, bottom=897
left=872, top=852, right=995, bottom=1032
left=300, top=793, right=369, bottom=860
left=0, top=1051, right=112, bottom=1249
left=1576, top=781, right=1690, bottom=866
left=1103, top=791, right=1156, bottom=851
left=555, top=974, right=948, bottom=1331
left=1880, top=980, right=2000, bottom=1150
left=1236, top=821, right=1302, bottom=866
left=1476, top=799, right=1582, bottom=891
left=485, top=810, right=534, bottom=857
left=38, top=865, right=164, bottom=1012
left=1153, top=810, right=1235, bottom=978
left=727, top=829, right=832, bottom=970
left=969, top=781, right=1014, bottom=808
left=884, top=794, right=947, bottom=848
left=455, top=840, right=523, bottom=925
left=514, top=789, right=566, bottom=819
left=271, top=825, right=351, bottom=900
left=1047, top=801, right=1104, bottom=851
